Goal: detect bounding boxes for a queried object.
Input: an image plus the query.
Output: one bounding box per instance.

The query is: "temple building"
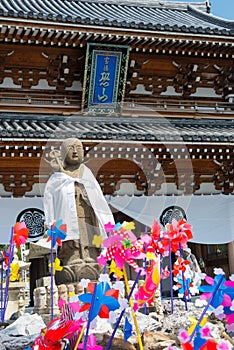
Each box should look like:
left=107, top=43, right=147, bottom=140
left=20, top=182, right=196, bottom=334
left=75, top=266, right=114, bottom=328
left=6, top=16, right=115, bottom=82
left=0, top=0, right=233, bottom=287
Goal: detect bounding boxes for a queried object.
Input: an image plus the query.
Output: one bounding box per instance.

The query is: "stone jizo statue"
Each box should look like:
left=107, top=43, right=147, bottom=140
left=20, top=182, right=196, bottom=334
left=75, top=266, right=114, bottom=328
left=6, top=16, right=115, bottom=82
left=43, top=138, right=115, bottom=282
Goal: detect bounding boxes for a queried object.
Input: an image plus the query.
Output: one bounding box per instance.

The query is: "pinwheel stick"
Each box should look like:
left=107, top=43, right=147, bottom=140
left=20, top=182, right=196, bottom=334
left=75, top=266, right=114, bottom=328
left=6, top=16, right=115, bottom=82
left=50, top=227, right=54, bottom=321
left=83, top=283, right=97, bottom=350
left=123, top=266, right=144, bottom=350
left=1, top=227, right=14, bottom=323
left=168, top=241, right=174, bottom=314
left=106, top=269, right=142, bottom=350
left=74, top=324, right=86, bottom=349
left=179, top=244, right=188, bottom=311
left=189, top=274, right=225, bottom=342
left=0, top=257, right=4, bottom=321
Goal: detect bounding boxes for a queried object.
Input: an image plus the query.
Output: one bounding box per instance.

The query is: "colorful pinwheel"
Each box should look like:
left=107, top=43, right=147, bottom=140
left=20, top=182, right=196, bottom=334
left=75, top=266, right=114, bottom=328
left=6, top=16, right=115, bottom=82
left=47, top=219, right=67, bottom=247
left=78, top=281, right=120, bottom=322
left=99, top=222, right=145, bottom=274
left=134, top=260, right=160, bottom=307
left=12, top=222, right=29, bottom=249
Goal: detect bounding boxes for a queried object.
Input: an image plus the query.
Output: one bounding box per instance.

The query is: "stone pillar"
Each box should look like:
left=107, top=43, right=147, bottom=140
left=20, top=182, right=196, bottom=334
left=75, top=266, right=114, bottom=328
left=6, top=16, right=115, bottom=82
left=5, top=282, right=26, bottom=320
left=33, top=286, right=47, bottom=314
left=228, top=241, right=234, bottom=274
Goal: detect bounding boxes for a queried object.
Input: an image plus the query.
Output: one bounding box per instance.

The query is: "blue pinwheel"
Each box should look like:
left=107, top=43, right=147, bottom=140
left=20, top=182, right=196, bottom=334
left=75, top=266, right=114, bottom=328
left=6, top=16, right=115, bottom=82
left=124, top=317, right=132, bottom=343
left=78, top=281, right=120, bottom=322
left=47, top=219, right=67, bottom=247
left=199, top=274, right=228, bottom=309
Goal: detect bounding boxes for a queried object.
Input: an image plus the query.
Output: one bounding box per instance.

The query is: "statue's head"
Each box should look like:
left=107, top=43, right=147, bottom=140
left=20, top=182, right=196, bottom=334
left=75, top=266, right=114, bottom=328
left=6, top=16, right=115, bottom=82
left=61, top=138, right=84, bottom=167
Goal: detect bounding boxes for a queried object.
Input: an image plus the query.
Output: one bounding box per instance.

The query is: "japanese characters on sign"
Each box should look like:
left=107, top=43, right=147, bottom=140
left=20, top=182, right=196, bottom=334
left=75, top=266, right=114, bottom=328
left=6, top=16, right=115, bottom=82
left=83, top=44, right=129, bottom=114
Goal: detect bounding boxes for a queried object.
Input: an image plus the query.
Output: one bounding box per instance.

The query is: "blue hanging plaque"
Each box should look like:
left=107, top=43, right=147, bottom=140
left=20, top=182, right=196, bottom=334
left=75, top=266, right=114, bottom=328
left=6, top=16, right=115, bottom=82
left=82, top=43, right=129, bottom=114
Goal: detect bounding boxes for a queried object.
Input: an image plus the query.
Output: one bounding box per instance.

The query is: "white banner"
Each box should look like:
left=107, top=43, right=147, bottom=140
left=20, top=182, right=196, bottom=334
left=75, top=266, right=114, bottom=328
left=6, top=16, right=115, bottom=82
left=0, top=195, right=233, bottom=245
left=107, top=194, right=234, bottom=244
left=0, top=197, right=44, bottom=244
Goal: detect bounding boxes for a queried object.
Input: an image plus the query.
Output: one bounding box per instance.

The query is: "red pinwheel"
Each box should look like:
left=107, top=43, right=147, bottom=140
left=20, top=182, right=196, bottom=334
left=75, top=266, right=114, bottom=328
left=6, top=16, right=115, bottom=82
left=163, top=219, right=193, bottom=253
left=2, top=246, right=10, bottom=268
left=33, top=318, right=81, bottom=350
left=173, top=257, right=190, bottom=277
left=78, top=281, right=120, bottom=322
left=151, top=220, right=161, bottom=245
left=47, top=219, right=67, bottom=247
left=12, top=222, right=29, bottom=249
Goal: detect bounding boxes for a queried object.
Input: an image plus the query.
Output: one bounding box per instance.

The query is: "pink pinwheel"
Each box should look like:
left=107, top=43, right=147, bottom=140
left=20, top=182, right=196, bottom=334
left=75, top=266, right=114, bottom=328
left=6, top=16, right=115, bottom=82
left=12, top=222, right=29, bottom=249
left=78, top=334, right=102, bottom=349
left=100, top=223, right=146, bottom=273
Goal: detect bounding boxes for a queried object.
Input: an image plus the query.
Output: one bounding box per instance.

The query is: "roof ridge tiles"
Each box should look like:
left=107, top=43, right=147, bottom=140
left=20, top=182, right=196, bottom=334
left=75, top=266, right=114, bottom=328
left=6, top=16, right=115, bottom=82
left=188, top=5, right=234, bottom=30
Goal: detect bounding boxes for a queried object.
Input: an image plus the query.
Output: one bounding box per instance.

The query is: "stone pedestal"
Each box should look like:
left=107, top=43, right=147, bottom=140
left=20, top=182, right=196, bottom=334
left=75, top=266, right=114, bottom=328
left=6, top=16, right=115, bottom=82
left=55, top=261, right=101, bottom=285
left=5, top=282, right=26, bottom=320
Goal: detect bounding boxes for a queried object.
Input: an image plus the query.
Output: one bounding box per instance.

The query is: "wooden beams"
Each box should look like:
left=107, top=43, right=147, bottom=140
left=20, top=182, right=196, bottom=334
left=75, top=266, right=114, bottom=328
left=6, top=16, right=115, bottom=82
left=0, top=22, right=233, bottom=58
left=1, top=141, right=232, bottom=196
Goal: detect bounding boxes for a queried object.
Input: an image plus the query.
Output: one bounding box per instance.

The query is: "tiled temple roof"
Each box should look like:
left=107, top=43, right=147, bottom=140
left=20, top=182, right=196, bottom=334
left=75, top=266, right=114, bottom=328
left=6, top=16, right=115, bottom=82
left=0, top=0, right=233, bottom=36
left=0, top=114, right=233, bottom=143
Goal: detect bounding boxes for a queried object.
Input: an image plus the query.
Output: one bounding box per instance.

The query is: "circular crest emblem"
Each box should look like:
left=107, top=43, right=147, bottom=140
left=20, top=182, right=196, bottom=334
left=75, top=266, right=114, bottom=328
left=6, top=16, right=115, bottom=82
left=16, top=208, right=45, bottom=240
left=160, top=205, right=187, bottom=227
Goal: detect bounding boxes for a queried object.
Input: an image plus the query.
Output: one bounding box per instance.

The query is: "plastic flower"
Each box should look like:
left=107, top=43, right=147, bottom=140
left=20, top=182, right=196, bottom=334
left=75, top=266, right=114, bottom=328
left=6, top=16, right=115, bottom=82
left=104, top=222, right=115, bottom=233
left=47, top=219, right=67, bottom=247
left=122, top=221, right=135, bottom=231
left=10, top=262, right=20, bottom=281
left=92, top=235, right=103, bottom=248
left=78, top=282, right=120, bottom=322
left=79, top=278, right=90, bottom=288
left=178, top=329, right=189, bottom=343
left=13, top=222, right=29, bottom=249
left=109, top=260, right=124, bottom=279
left=48, top=257, right=63, bottom=275
left=98, top=273, right=110, bottom=283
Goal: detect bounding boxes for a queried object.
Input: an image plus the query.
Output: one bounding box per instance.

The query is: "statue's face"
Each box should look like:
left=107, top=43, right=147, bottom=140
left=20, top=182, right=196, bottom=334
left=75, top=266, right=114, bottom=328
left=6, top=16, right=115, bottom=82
left=63, top=140, right=84, bottom=165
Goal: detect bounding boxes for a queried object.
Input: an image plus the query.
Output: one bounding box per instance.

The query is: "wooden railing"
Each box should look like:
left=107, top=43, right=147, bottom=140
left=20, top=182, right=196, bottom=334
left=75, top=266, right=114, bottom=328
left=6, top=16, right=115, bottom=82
left=0, top=90, right=233, bottom=116
left=123, top=97, right=234, bottom=116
